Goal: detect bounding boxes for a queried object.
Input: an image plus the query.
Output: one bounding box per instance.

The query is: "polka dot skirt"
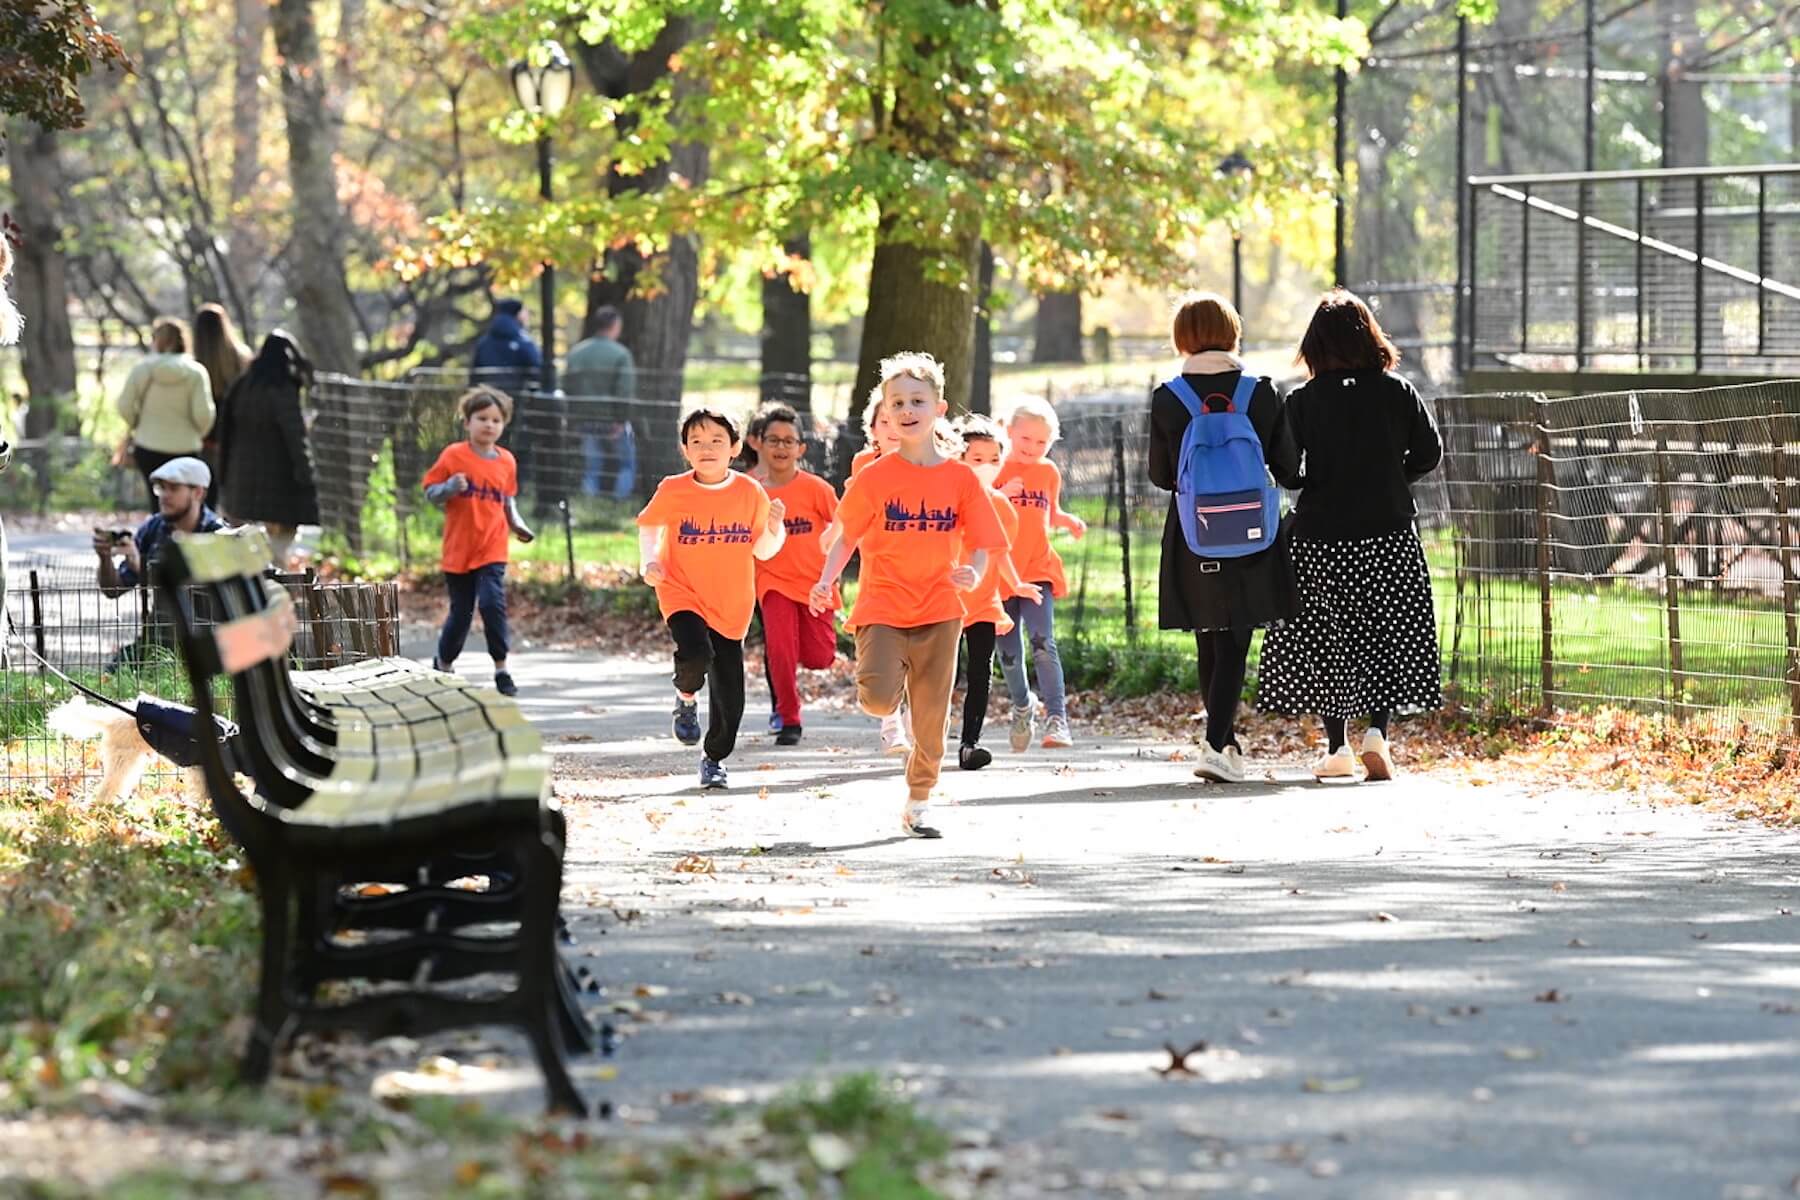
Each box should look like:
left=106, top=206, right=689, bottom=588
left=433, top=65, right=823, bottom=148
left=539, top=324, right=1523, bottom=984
left=1256, top=526, right=1443, bottom=718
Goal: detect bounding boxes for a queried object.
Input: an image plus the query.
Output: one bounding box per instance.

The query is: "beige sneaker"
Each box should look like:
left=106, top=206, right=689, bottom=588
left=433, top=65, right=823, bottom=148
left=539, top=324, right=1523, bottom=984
left=1041, top=715, right=1073, bottom=749
left=1193, top=743, right=1245, bottom=784
left=1312, top=747, right=1357, bottom=780
left=1009, top=703, right=1037, bottom=753
left=1361, top=729, right=1396, bottom=781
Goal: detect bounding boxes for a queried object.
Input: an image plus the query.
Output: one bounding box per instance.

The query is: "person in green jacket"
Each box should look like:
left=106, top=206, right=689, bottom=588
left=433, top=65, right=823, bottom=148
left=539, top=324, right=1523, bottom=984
left=116, top=318, right=214, bottom=504
left=564, top=306, right=638, bottom=499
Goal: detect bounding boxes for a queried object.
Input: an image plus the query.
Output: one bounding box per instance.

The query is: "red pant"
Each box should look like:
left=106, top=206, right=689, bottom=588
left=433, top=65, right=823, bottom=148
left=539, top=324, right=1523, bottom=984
left=761, top=590, right=837, bottom=725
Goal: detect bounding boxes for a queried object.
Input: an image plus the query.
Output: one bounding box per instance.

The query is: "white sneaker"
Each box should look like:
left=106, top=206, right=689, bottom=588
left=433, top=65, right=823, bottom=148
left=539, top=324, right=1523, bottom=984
left=1225, top=745, right=1245, bottom=777
left=1009, top=703, right=1037, bottom=753
left=1193, top=743, right=1245, bottom=783
left=880, top=711, right=912, bottom=756
left=1361, top=729, right=1396, bottom=781
left=1312, top=747, right=1357, bottom=780
left=1041, top=715, right=1073, bottom=749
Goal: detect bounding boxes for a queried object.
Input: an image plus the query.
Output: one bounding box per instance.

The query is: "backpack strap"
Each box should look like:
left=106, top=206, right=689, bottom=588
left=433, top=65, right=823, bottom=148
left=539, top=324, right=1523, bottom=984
left=1229, top=373, right=1260, bottom=413
left=1163, top=375, right=1204, bottom=418
left=1166, top=372, right=1261, bottom=416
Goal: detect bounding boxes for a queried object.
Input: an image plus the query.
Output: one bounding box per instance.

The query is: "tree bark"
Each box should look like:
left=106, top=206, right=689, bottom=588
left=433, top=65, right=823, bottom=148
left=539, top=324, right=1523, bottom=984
left=271, top=0, right=359, bottom=375
left=229, top=0, right=268, bottom=308
left=971, top=241, right=995, bottom=415
left=760, top=232, right=812, bottom=420
left=6, top=120, right=78, bottom=439
left=852, top=218, right=981, bottom=428
left=1658, top=0, right=1708, bottom=168
left=1032, top=290, right=1083, bottom=363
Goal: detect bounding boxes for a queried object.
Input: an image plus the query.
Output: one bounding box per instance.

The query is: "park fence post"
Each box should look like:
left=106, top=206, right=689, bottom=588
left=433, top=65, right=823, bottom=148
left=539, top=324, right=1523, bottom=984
left=1532, top=414, right=1555, bottom=715
left=1113, top=419, right=1135, bottom=636
left=560, top=499, right=576, bottom=585
left=27, top=569, right=44, bottom=676
left=1776, top=435, right=1800, bottom=740
left=1654, top=439, right=1686, bottom=725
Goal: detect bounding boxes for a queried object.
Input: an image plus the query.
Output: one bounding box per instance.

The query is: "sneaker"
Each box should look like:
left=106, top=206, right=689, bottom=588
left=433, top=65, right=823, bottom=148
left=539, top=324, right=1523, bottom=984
left=1041, top=715, right=1073, bottom=749
left=672, top=698, right=702, bottom=746
left=493, top=670, right=518, bottom=697
left=775, top=724, right=803, bottom=747
left=768, top=710, right=783, bottom=734
left=699, top=757, right=729, bottom=789
left=1225, top=745, right=1245, bottom=777
left=431, top=655, right=448, bottom=672
left=1008, top=704, right=1037, bottom=753
left=1193, top=743, right=1246, bottom=783
left=902, top=815, right=943, bottom=839
left=1312, top=747, right=1357, bottom=780
left=1361, top=729, right=1395, bottom=781
left=880, top=711, right=912, bottom=756
left=958, top=743, right=992, bottom=771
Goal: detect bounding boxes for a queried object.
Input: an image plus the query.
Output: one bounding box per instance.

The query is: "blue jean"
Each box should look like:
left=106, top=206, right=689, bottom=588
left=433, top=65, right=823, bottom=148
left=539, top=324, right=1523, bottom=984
left=438, top=562, right=509, bottom=666
left=998, top=583, right=1066, bottom=719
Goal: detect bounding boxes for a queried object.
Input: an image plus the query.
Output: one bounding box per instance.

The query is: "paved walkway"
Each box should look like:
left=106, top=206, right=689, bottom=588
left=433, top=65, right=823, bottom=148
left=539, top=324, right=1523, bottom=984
left=480, top=647, right=1800, bottom=1199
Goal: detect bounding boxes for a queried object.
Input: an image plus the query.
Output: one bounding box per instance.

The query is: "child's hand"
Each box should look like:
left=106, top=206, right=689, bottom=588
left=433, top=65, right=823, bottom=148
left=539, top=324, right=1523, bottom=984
left=512, top=522, right=535, bottom=544
left=1014, top=581, right=1043, bottom=605
left=807, top=580, right=833, bottom=615
left=1000, top=477, right=1025, bottom=499
left=949, top=564, right=979, bottom=591
left=1060, top=513, right=1087, bottom=540
left=448, top=472, right=470, bottom=495
left=643, top=560, right=666, bottom=585
left=766, top=498, right=786, bottom=534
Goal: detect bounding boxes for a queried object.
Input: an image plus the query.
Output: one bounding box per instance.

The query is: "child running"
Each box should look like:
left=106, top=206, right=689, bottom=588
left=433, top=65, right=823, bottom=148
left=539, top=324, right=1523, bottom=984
left=422, top=385, right=536, bottom=696
left=953, top=415, right=1041, bottom=770
left=995, top=396, right=1085, bottom=750
left=638, top=409, right=787, bottom=789
left=810, top=353, right=1007, bottom=839
left=755, top=404, right=840, bottom=746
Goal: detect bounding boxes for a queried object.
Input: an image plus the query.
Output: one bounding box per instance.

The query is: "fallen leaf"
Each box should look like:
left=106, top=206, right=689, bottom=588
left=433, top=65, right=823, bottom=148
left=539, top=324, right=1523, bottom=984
left=715, top=991, right=754, bottom=1006
left=1371, top=911, right=1399, bottom=923
left=634, top=984, right=669, bottom=999
left=454, top=1162, right=484, bottom=1186
left=1534, top=988, right=1567, bottom=1003
left=672, top=854, right=715, bottom=875
left=758, top=786, right=770, bottom=801
left=643, top=811, right=668, bottom=830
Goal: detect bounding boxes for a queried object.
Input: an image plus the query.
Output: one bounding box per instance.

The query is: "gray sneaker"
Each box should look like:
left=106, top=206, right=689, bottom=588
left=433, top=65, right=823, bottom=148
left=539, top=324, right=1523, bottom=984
left=1008, top=703, right=1037, bottom=754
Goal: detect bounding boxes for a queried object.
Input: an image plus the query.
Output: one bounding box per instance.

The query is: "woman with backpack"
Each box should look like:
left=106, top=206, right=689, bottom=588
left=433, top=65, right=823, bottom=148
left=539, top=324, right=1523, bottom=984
left=1148, top=291, right=1298, bottom=785
left=1256, top=289, right=1443, bottom=782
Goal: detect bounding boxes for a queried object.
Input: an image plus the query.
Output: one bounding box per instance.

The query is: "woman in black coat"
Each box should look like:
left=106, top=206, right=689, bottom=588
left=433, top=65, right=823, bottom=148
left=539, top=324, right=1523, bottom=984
left=1148, top=292, right=1299, bottom=784
left=216, top=330, right=321, bottom=567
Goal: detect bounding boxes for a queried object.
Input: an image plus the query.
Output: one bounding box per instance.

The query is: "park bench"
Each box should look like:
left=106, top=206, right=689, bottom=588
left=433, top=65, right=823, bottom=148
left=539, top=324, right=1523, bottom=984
left=158, top=530, right=591, bottom=1114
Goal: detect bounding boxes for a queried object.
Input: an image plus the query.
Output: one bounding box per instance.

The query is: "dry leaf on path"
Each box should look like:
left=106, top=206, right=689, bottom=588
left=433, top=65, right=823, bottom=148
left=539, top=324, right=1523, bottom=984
left=672, top=853, right=715, bottom=875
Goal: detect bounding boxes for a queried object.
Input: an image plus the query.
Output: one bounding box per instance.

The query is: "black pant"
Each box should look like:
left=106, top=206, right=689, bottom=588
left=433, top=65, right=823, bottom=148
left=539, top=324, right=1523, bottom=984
left=1196, top=628, right=1253, bottom=752
left=1324, top=711, right=1390, bottom=752
left=438, top=562, right=509, bottom=665
left=131, top=446, right=183, bottom=507
left=960, top=621, right=998, bottom=747
left=668, top=610, right=746, bottom=762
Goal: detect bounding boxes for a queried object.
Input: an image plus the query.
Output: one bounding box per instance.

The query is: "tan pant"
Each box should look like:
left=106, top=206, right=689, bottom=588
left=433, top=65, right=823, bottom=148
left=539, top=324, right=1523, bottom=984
left=855, top=619, right=962, bottom=801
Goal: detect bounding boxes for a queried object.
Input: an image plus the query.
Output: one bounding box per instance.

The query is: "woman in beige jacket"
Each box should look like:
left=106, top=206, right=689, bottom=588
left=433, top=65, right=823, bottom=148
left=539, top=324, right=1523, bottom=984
left=117, top=317, right=214, bottom=500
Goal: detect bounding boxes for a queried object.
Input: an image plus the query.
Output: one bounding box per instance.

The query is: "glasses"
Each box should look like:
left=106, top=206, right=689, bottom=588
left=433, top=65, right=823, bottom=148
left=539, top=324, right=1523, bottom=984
left=761, top=436, right=803, bottom=448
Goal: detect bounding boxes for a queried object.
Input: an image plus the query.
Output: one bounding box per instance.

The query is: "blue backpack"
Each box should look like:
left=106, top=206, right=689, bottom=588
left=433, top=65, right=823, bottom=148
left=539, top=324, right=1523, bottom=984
left=1165, top=373, right=1280, bottom=559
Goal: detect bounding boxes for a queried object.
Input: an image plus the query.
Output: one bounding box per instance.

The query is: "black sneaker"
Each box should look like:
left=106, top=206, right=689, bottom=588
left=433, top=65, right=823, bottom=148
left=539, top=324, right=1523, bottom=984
left=699, top=757, right=729, bottom=789
left=494, top=670, right=518, bottom=697
left=958, top=744, right=992, bottom=771
left=902, top=819, right=943, bottom=840
left=775, top=724, right=803, bottom=746
left=431, top=655, right=448, bottom=672
left=672, top=698, right=701, bottom=745
left=768, top=710, right=783, bottom=733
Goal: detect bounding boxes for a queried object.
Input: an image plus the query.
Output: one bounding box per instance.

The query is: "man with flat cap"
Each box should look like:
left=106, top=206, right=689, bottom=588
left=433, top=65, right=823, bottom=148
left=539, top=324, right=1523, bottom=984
left=93, top=456, right=225, bottom=668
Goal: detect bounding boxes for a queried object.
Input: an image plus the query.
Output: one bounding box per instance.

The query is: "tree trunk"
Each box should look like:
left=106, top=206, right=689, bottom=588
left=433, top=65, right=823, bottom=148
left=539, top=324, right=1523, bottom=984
left=852, top=217, right=981, bottom=428
left=1658, top=0, right=1708, bottom=168
left=1032, top=290, right=1083, bottom=363
left=971, top=241, right=995, bottom=415
left=760, top=232, right=812, bottom=420
left=271, top=0, right=359, bottom=375
left=6, top=120, right=78, bottom=440
left=230, top=0, right=268, bottom=316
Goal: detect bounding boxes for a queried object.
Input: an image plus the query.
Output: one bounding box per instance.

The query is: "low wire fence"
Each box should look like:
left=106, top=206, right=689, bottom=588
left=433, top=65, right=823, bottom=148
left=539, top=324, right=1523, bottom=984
left=2, top=572, right=402, bottom=791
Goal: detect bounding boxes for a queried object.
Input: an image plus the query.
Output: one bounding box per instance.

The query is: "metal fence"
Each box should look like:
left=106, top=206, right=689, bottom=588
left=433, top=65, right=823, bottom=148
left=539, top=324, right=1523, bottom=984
left=2, top=571, right=401, bottom=790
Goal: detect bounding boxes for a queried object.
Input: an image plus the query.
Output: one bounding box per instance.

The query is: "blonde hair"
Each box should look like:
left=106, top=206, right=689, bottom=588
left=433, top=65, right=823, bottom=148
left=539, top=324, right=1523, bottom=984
left=1001, top=395, right=1061, bottom=448
left=1170, top=290, right=1243, bottom=355
left=151, top=317, right=189, bottom=355
left=954, top=413, right=1010, bottom=460
left=869, top=351, right=960, bottom=457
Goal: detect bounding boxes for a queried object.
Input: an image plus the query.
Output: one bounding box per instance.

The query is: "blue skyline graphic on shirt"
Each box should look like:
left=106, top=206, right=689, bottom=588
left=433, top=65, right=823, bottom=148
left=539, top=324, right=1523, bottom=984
left=784, top=515, right=814, bottom=536
left=883, top=497, right=958, bottom=532
left=1012, top=488, right=1050, bottom=510
left=677, top=516, right=755, bottom=545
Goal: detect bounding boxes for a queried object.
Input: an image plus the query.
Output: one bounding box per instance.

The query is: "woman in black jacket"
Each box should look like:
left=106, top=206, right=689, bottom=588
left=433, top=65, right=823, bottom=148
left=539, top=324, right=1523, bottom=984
left=216, top=330, right=321, bottom=567
left=1148, top=292, right=1299, bottom=784
left=1256, top=290, right=1444, bottom=782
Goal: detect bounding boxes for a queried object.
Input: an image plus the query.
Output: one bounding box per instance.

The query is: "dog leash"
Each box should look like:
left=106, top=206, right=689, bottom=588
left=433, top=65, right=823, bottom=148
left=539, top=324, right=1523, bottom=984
left=5, top=621, right=143, bottom=719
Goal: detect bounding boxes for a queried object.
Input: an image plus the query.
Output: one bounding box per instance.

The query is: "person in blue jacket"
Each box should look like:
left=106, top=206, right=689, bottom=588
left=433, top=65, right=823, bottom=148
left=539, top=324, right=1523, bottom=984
left=471, top=298, right=555, bottom=513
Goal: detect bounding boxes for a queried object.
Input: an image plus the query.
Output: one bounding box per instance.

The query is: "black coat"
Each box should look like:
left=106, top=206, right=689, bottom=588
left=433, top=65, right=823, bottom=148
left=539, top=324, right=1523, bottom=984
left=1284, top=369, right=1443, bottom=541
left=1148, top=372, right=1301, bottom=633
left=216, top=374, right=321, bottom=527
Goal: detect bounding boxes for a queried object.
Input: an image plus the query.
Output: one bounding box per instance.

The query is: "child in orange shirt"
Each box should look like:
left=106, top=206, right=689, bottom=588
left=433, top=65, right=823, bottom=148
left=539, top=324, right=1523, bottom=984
left=422, top=386, right=536, bottom=696
left=755, top=404, right=840, bottom=745
left=953, top=415, right=1041, bottom=770
left=810, top=353, right=1006, bottom=839
left=995, top=396, right=1086, bottom=751
left=638, top=409, right=787, bottom=790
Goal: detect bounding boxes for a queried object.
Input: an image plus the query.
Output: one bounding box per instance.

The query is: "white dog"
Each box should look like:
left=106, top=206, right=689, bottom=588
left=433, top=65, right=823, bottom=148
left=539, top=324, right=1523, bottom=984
left=47, top=697, right=207, bottom=805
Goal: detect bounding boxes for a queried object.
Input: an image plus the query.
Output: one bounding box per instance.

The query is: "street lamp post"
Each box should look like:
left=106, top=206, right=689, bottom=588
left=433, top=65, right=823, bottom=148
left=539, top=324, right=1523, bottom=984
left=1217, top=150, right=1253, bottom=318
left=511, top=41, right=574, bottom=392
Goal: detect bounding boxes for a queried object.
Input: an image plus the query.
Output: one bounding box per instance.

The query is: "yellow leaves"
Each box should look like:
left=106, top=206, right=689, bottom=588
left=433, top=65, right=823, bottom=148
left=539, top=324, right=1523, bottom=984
left=672, top=853, right=715, bottom=875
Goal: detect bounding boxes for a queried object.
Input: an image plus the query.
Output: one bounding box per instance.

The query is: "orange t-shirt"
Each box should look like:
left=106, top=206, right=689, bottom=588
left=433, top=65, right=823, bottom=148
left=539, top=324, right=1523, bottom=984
left=636, top=471, right=772, bottom=639
left=757, top=470, right=840, bottom=608
left=837, top=455, right=1007, bottom=630
left=960, top=488, right=1019, bottom=632
left=423, top=442, right=517, bottom=573
left=849, top=446, right=881, bottom=479
left=995, top=458, right=1069, bottom=598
